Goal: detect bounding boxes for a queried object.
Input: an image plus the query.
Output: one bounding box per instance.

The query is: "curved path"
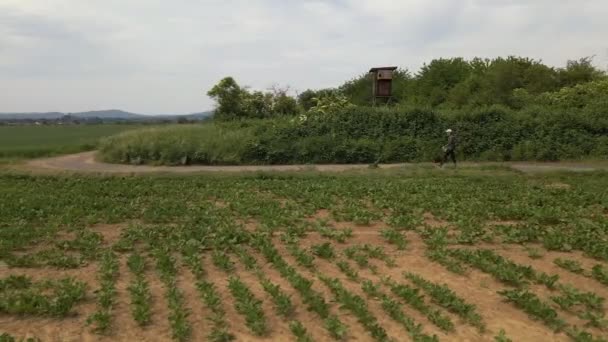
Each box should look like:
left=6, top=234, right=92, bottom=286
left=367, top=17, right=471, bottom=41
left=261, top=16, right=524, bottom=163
left=25, top=151, right=403, bottom=173
left=22, top=151, right=607, bottom=174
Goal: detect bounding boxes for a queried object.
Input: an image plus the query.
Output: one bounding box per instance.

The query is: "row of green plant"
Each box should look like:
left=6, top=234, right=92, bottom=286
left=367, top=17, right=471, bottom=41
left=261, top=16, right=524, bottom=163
left=448, top=248, right=559, bottom=288
left=336, top=260, right=359, bottom=281
left=442, top=249, right=608, bottom=339
left=386, top=279, right=455, bottom=332
left=0, top=333, right=40, bottom=342
left=214, top=247, right=269, bottom=336
left=234, top=245, right=316, bottom=341
left=403, top=272, right=485, bottom=332
left=381, top=228, right=408, bottom=250
left=319, top=276, right=390, bottom=341
left=233, top=246, right=296, bottom=318
left=251, top=233, right=348, bottom=339
left=227, top=276, right=267, bottom=336
left=182, top=247, right=234, bottom=342
left=87, top=250, right=120, bottom=333
left=311, top=244, right=438, bottom=342
left=4, top=248, right=85, bottom=269
left=360, top=280, right=439, bottom=342
left=2, top=168, right=608, bottom=340
left=499, top=289, right=606, bottom=342
left=153, top=248, right=191, bottom=342
left=309, top=220, right=353, bottom=243
left=555, top=258, right=608, bottom=287
left=500, top=288, right=566, bottom=331
left=126, top=252, right=152, bottom=326
left=0, top=275, right=86, bottom=317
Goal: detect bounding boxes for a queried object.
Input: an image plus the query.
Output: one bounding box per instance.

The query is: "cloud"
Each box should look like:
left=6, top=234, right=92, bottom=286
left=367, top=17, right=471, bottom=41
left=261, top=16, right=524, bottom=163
left=0, top=0, right=607, bottom=113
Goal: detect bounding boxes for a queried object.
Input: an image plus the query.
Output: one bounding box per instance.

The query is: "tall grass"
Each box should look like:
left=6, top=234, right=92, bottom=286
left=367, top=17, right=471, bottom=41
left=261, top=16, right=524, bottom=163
left=98, top=105, right=608, bottom=165
left=99, top=123, right=255, bottom=165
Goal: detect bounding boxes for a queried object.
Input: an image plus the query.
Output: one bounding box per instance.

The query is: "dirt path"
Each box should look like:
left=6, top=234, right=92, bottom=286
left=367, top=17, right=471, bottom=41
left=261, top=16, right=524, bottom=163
left=19, top=151, right=608, bottom=174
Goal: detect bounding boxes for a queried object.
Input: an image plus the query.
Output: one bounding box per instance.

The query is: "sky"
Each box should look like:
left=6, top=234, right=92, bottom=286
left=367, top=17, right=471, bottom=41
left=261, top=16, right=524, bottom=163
left=1, top=0, right=607, bottom=114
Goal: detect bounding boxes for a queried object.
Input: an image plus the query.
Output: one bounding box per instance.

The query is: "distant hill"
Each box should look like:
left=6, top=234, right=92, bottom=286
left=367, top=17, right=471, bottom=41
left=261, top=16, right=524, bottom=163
left=0, top=110, right=213, bottom=121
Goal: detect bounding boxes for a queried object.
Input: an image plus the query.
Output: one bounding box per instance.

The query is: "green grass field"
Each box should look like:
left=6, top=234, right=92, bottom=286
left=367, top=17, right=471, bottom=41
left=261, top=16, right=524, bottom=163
left=0, top=124, right=146, bottom=159
left=1, top=167, right=607, bottom=341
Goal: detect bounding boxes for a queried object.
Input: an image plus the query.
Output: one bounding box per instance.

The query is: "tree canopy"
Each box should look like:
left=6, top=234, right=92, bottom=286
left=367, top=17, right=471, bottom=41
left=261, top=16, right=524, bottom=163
left=208, top=56, right=606, bottom=120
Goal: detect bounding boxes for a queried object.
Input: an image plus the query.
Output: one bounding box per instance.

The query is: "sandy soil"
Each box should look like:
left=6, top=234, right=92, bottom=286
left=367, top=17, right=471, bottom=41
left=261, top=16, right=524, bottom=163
left=18, top=151, right=608, bottom=174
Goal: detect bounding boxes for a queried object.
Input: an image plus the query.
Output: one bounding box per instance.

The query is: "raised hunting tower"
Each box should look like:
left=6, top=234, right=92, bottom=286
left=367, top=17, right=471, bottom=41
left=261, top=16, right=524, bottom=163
left=369, top=66, right=397, bottom=105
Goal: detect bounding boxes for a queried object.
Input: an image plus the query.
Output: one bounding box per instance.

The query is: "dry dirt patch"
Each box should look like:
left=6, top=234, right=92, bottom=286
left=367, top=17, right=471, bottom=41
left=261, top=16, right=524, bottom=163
left=90, top=223, right=129, bottom=246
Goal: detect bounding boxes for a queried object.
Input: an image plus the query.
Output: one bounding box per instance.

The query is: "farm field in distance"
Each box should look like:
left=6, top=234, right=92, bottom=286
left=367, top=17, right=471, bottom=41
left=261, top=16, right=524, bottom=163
left=1, top=167, right=608, bottom=342
left=0, top=124, right=148, bottom=160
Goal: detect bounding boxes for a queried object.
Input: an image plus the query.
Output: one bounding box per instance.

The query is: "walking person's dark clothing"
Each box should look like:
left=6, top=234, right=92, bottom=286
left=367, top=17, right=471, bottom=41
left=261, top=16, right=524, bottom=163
left=440, top=130, right=457, bottom=167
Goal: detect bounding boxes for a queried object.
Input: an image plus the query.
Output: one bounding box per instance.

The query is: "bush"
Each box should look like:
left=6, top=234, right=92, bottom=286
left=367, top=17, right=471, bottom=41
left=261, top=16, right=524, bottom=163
left=99, top=123, right=256, bottom=165
left=99, top=106, right=608, bottom=165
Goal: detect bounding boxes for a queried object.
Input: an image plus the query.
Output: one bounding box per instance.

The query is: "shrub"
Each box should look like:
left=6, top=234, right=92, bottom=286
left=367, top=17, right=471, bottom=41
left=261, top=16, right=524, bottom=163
left=99, top=105, right=608, bottom=165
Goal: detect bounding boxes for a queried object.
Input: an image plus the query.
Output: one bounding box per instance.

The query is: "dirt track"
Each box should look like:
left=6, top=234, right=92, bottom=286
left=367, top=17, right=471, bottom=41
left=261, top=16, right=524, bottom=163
left=21, top=151, right=608, bottom=174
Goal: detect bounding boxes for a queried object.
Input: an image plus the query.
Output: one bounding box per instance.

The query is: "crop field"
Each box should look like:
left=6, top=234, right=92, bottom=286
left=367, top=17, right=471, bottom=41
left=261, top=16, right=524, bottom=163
left=0, top=125, right=146, bottom=159
left=1, top=168, right=608, bottom=341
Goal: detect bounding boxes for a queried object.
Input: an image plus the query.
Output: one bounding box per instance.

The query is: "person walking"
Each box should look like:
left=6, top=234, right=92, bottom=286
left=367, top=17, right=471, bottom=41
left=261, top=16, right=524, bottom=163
left=440, top=129, right=457, bottom=167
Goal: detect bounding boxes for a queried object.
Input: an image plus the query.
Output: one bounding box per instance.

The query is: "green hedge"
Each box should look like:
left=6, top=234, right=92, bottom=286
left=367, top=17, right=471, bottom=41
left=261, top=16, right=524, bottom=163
left=99, top=106, right=608, bottom=165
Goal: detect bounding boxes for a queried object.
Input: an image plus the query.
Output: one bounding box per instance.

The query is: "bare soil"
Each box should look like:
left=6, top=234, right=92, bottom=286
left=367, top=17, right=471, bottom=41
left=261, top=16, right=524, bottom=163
left=18, top=151, right=608, bottom=174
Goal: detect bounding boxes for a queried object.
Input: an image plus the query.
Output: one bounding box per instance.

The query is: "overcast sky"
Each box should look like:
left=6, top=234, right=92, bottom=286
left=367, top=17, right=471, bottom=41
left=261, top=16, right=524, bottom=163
left=1, top=0, right=607, bottom=114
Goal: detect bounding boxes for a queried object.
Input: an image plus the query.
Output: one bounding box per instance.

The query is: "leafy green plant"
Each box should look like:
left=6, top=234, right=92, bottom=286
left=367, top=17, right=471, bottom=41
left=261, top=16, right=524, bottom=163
left=251, top=234, right=346, bottom=339
left=233, top=246, right=257, bottom=271
left=525, top=247, right=544, bottom=259
left=311, top=242, right=335, bottom=260
left=5, top=249, right=85, bottom=269
left=426, top=248, right=466, bottom=275
left=592, top=265, right=608, bottom=286
left=153, top=248, right=191, bottom=342
left=228, top=276, right=267, bottom=336
left=564, top=327, right=608, bottom=342
left=0, top=333, right=15, bottom=342
left=0, top=333, right=41, bottom=342
left=361, top=244, right=396, bottom=267
left=499, top=289, right=566, bottom=331
left=182, top=250, right=234, bottom=342
left=260, top=278, right=294, bottom=318
left=0, top=276, right=86, bottom=317
left=381, top=228, right=408, bottom=250
left=289, top=320, right=314, bottom=342
left=360, top=279, right=438, bottom=342
left=387, top=280, right=454, bottom=332
left=336, top=260, right=359, bottom=281
left=449, top=248, right=559, bottom=288
left=551, top=285, right=604, bottom=313
left=313, top=223, right=353, bottom=243
left=56, top=230, right=103, bottom=259
left=344, top=244, right=396, bottom=268
left=212, top=250, right=236, bottom=273
left=554, top=258, right=585, bottom=274
left=87, top=250, right=119, bottom=334
left=324, top=315, right=348, bottom=340
left=127, top=252, right=152, bottom=326
left=494, top=329, right=512, bottom=342
left=319, top=276, right=389, bottom=341
left=404, top=272, right=485, bottom=331
left=287, top=244, right=315, bottom=269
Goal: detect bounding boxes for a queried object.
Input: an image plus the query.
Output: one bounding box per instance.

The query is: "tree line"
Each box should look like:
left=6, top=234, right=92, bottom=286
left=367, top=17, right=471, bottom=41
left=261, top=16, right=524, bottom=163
left=208, top=56, right=607, bottom=120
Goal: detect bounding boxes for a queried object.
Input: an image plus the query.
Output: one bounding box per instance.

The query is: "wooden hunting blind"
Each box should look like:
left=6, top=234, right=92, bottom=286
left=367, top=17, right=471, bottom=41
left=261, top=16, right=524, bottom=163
left=369, top=66, right=398, bottom=104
